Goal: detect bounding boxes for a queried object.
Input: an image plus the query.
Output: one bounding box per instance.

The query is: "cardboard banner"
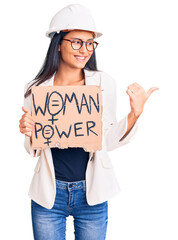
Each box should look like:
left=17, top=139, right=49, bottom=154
left=31, top=85, right=103, bottom=152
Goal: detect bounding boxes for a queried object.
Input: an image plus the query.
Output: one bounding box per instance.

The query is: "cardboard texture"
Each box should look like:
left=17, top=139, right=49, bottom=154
left=31, top=85, right=103, bottom=152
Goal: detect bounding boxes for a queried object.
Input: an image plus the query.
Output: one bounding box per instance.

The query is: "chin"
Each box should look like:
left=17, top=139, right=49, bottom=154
left=71, top=62, right=87, bottom=69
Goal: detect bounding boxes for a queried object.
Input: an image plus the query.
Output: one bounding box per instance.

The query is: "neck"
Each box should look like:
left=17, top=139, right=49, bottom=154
left=54, top=62, right=84, bottom=85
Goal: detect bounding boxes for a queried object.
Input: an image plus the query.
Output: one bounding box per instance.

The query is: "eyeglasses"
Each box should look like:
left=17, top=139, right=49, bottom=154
left=62, top=38, right=99, bottom=51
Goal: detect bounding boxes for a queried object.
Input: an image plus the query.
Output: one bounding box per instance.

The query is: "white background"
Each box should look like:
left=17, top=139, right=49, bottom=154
left=0, top=0, right=178, bottom=239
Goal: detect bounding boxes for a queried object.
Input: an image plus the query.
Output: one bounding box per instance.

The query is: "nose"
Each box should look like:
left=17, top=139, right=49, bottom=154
left=79, top=42, right=88, bottom=53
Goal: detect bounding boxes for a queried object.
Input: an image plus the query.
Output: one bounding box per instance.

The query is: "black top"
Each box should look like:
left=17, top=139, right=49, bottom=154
left=51, top=147, right=89, bottom=182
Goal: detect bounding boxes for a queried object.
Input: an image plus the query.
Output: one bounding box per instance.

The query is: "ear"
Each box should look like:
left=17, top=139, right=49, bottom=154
left=58, top=45, right=61, bottom=51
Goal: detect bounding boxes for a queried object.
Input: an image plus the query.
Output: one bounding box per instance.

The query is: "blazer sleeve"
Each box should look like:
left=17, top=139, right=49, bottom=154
left=102, top=72, right=139, bottom=152
left=23, top=83, right=41, bottom=158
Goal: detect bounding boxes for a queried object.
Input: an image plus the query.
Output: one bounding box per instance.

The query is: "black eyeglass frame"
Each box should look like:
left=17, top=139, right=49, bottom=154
left=62, top=38, right=99, bottom=52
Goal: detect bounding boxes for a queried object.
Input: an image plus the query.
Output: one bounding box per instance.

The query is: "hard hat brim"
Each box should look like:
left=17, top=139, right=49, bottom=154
left=45, top=28, right=103, bottom=39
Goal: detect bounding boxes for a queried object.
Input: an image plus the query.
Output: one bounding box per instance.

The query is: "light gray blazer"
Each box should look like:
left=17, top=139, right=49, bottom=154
left=23, top=69, right=139, bottom=209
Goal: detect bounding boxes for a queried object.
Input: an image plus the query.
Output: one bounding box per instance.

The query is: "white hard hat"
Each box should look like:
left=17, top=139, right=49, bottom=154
left=46, top=4, right=103, bottom=39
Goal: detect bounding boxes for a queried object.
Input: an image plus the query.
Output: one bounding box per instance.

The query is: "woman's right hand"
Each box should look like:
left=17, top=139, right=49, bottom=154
left=19, top=106, right=35, bottom=138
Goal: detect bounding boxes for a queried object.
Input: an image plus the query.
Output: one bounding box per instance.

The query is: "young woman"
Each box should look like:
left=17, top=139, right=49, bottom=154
left=19, top=4, right=158, bottom=240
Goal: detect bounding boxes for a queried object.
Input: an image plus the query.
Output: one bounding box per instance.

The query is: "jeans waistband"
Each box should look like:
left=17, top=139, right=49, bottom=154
left=55, top=179, right=86, bottom=191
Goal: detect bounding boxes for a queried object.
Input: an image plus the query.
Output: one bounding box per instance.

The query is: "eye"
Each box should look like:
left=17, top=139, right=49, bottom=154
left=72, top=40, right=81, bottom=44
left=87, top=41, right=93, bottom=46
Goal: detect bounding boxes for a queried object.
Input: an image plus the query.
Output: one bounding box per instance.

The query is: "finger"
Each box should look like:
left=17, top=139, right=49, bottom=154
left=146, top=87, right=159, bottom=99
left=23, top=115, right=35, bottom=125
left=20, top=120, right=34, bottom=130
left=128, top=85, right=139, bottom=93
left=20, top=128, right=31, bottom=136
left=22, top=107, right=34, bottom=121
left=20, top=121, right=34, bottom=129
left=20, top=125, right=33, bottom=133
left=133, top=82, right=143, bottom=88
left=24, top=131, right=32, bottom=137
left=126, top=88, right=135, bottom=98
left=22, top=106, right=31, bottom=115
left=19, top=116, right=34, bottom=129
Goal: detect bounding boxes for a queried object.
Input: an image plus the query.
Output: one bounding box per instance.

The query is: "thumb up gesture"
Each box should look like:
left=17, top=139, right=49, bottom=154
left=126, top=82, right=159, bottom=118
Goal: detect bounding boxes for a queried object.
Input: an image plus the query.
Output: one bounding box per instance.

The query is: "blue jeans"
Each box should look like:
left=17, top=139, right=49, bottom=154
left=31, top=179, right=108, bottom=240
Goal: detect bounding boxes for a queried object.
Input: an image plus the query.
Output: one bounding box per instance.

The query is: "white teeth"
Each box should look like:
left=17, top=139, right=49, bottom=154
left=75, top=56, right=86, bottom=60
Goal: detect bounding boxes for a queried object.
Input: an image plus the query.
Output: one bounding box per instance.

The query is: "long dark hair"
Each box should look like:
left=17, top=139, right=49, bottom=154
left=24, top=31, right=99, bottom=98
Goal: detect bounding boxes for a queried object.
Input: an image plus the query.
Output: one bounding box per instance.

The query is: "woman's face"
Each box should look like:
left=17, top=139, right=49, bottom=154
left=58, top=30, right=95, bottom=70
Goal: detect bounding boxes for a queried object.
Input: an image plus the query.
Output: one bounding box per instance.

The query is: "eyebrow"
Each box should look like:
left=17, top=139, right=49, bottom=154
left=71, top=38, right=94, bottom=41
